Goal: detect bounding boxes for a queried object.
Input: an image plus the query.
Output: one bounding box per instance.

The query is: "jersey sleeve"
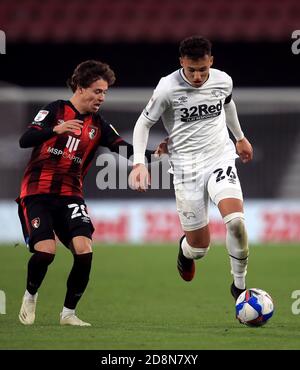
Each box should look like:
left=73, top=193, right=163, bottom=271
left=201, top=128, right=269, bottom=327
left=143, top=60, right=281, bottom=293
left=27, top=101, right=59, bottom=130
left=224, top=93, right=232, bottom=104
left=142, top=78, right=170, bottom=123
left=19, top=101, right=59, bottom=148
left=98, top=114, right=123, bottom=149
left=224, top=74, right=233, bottom=104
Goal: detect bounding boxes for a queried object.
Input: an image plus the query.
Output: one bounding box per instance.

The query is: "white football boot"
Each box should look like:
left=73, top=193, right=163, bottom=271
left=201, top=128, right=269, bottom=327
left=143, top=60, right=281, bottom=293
left=19, top=293, right=38, bottom=325
left=60, top=313, right=91, bottom=327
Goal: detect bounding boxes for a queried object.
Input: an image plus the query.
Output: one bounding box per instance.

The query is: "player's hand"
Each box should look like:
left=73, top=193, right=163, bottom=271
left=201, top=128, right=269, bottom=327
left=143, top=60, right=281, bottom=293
left=236, top=137, right=253, bottom=163
left=53, top=120, right=83, bottom=135
left=154, top=137, right=169, bottom=158
left=129, top=163, right=151, bottom=192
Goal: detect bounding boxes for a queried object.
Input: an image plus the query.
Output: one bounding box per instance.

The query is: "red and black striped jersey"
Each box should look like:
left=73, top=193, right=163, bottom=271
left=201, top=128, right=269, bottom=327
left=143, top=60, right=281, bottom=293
left=19, top=100, right=125, bottom=198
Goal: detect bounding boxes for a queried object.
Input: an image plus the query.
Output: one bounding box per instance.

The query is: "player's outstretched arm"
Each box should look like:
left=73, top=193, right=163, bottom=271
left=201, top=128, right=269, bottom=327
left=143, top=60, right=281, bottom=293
left=224, top=100, right=253, bottom=163
left=128, top=113, right=157, bottom=191
left=132, top=114, right=155, bottom=165
left=224, top=100, right=244, bottom=141
left=128, top=138, right=169, bottom=192
left=19, top=127, right=55, bottom=148
left=19, top=119, right=83, bottom=148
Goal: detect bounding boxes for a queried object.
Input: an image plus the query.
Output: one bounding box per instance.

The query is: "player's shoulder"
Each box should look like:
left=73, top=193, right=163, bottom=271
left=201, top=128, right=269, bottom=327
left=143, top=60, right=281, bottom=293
left=155, top=70, right=182, bottom=94
left=93, top=111, right=111, bottom=129
left=32, top=100, right=62, bottom=123
left=94, top=110, right=105, bottom=122
left=163, top=69, right=182, bottom=85
left=40, top=99, right=64, bottom=113
left=94, top=111, right=120, bottom=137
left=209, top=68, right=232, bottom=84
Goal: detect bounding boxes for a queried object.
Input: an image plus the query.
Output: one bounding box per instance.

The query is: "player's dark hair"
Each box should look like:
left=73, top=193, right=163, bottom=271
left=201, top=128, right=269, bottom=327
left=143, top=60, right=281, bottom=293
left=179, top=36, right=212, bottom=59
left=67, top=60, right=116, bottom=92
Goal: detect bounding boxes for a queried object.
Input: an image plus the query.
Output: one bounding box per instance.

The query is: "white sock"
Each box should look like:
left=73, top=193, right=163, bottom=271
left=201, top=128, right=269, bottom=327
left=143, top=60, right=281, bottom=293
left=61, top=307, right=75, bottom=318
left=181, top=237, right=210, bottom=260
left=24, top=290, right=37, bottom=301
left=224, top=213, right=249, bottom=290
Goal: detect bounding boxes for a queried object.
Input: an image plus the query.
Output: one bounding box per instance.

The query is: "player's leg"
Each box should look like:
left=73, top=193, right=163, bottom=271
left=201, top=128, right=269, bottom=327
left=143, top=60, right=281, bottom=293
left=208, top=163, right=249, bottom=300
left=60, top=236, right=92, bottom=326
left=175, top=181, right=210, bottom=281
left=178, top=226, right=210, bottom=281
left=27, top=239, right=56, bottom=294
left=17, top=196, right=56, bottom=325
left=55, top=197, right=94, bottom=326
left=219, top=198, right=248, bottom=299
left=19, top=239, right=56, bottom=325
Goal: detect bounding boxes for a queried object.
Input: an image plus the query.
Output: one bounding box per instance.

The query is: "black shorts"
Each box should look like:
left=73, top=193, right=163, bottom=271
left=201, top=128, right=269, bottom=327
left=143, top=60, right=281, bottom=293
left=17, top=194, right=95, bottom=253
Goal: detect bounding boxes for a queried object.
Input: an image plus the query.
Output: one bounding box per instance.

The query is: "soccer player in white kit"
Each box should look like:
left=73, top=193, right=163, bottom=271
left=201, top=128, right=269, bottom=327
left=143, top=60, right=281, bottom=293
left=129, top=36, right=253, bottom=301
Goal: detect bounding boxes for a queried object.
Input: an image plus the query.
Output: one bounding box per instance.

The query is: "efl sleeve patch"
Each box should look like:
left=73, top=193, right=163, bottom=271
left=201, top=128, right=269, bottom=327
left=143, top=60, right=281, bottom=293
left=33, top=110, right=49, bottom=122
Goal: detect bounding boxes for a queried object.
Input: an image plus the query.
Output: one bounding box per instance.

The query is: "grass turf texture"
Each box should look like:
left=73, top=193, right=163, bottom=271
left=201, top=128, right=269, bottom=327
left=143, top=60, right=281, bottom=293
left=0, top=244, right=300, bottom=350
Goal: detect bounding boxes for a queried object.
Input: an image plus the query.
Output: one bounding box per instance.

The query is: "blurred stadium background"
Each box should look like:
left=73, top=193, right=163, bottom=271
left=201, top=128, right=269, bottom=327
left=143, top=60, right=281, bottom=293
left=1, top=0, right=300, bottom=246
left=1, top=0, right=300, bottom=351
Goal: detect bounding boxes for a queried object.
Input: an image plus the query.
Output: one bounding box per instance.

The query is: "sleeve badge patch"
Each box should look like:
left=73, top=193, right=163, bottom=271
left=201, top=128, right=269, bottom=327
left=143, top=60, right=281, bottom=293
left=34, top=110, right=49, bottom=122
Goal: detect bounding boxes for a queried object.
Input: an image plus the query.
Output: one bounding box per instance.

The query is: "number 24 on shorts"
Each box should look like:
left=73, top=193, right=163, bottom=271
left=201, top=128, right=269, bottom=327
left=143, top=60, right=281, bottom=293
left=213, top=166, right=237, bottom=184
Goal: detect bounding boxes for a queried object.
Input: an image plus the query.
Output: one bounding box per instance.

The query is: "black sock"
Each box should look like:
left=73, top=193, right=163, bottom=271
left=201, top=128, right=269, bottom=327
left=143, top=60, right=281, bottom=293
left=26, top=251, right=55, bottom=295
left=64, top=252, right=93, bottom=310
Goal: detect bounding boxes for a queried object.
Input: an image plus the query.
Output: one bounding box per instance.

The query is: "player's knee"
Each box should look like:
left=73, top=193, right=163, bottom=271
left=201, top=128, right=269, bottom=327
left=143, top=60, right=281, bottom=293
left=225, top=214, right=248, bottom=255
left=34, top=239, right=56, bottom=254
left=226, top=217, right=246, bottom=241
left=71, top=236, right=92, bottom=254
left=182, top=236, right=210, bottom=260
left=190, top=245, right=210, bottom=260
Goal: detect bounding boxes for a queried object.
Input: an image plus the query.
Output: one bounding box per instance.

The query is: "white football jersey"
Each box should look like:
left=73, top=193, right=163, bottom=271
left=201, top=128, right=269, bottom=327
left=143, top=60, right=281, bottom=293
left=143, top=68, right=238, bottom=169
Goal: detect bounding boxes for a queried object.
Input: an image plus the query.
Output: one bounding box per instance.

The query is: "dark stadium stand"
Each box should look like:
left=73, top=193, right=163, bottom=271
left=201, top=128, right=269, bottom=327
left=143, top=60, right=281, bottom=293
left=235, top=113, right=300, bottom=198
left=1, top=0, right=299, bottom=42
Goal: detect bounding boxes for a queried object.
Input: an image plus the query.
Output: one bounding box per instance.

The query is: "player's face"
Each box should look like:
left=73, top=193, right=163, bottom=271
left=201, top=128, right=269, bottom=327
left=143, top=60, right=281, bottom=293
left=79, top=79, right=108, bottom=113
left=180, top=55, right=213, bottom=87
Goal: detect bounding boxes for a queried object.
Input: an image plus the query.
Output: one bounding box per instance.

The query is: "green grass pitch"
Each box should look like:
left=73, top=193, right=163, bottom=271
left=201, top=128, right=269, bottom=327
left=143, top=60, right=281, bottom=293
left=0, top=243, right=300, bottom=350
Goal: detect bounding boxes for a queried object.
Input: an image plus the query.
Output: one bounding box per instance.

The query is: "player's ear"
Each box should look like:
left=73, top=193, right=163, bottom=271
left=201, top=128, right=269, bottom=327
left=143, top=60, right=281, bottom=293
left=179, top=57, right=184, bottom=67
left=210, top=56, right=214, bottom=67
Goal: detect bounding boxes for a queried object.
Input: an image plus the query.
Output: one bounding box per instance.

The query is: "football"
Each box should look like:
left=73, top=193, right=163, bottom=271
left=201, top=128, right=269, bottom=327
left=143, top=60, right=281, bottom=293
left=235, top=288, right=274, bottom=327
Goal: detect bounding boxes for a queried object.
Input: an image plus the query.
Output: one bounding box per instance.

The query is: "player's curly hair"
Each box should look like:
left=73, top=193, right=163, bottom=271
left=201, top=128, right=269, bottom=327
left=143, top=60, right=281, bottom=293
left=179, top=36, right=212, bottom=60
left=67, top=60, right=116, bottom=92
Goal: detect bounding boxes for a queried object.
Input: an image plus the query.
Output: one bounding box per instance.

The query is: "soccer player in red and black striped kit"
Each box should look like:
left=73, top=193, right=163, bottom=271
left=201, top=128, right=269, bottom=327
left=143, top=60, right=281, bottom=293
left=17, top=60, right=161, bottom=326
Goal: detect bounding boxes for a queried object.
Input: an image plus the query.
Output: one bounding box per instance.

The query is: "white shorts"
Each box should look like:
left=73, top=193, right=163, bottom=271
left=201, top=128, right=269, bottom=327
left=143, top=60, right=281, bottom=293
left=174, top=159, right=243, bottom=231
